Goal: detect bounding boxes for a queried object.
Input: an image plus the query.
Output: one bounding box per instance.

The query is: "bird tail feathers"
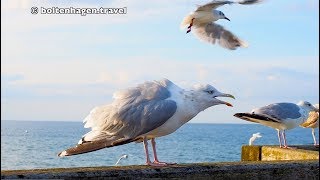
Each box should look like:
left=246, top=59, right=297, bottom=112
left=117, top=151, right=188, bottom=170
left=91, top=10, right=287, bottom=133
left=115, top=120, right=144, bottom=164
left=238, top=39, right=249, bottom=48
left=180, top=14, right=193, bottom=30
left=234, top=113, right=281, bottom=123
left=58, top=135, right=133, bottom=157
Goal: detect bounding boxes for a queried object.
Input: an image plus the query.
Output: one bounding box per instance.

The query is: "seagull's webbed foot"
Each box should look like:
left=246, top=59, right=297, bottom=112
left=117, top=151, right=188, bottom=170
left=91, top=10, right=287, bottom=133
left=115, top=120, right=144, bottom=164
left=281, top=146, right=296, bottom=149
left=314, top=144, right=319, bottom=147
left=153, top=160, right=177, bottom=165
left=186, top=18, right=195, bottom=34
left=145, top=161, right=168, bottom=167
left=145, top=161, right=176, bottom=166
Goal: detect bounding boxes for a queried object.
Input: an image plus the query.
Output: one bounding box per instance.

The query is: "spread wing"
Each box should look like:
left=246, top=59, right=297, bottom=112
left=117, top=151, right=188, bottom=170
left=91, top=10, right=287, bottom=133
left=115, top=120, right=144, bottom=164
left=193, top=22, right=248, bottom=50
left=195, top=1, right=233, bottom=12
left=195, top=0, right=262, bottom=12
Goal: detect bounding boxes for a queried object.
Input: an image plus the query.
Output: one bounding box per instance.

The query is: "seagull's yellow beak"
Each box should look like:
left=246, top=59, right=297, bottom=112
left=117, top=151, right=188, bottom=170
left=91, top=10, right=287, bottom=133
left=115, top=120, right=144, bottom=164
left=218, top=93, right=235, bottom=107
left=220, top=93, right=235, bottom=99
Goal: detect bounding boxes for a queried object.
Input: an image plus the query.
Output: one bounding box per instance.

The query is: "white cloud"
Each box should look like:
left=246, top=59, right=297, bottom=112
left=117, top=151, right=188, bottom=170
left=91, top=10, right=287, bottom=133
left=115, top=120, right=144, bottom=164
left=266, top=75, right=277, bottom=81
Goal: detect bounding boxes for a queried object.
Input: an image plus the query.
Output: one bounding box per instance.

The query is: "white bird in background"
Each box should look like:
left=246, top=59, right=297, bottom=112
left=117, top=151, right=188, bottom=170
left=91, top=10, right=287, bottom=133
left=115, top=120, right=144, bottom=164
left=300, top=104, right=319, bottom=146
left=115, top=154, right=128, bottom=166
left=181, top=0, right=263, bottom=50
left=249, top=132, right=262, bottom=145
left=234, top=101, right=319, bottom=148
left=58, top=79, right=235, bottom=166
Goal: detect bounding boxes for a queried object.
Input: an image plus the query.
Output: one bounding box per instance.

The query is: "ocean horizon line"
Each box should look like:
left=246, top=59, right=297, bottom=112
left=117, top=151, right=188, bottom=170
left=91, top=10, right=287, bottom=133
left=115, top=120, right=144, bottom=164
left=1, top=119, right=252, bottom=125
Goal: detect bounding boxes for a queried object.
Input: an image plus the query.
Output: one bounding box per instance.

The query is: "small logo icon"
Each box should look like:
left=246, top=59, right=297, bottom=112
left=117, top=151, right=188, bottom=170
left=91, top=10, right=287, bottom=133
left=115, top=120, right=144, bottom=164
left=31, top=7, right=38, bottom=14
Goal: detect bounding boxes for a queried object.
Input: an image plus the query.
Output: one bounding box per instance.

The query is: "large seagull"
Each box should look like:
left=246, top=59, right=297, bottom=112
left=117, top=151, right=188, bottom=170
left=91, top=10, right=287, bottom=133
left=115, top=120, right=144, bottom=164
left=58, top=79, right=235, bottom=166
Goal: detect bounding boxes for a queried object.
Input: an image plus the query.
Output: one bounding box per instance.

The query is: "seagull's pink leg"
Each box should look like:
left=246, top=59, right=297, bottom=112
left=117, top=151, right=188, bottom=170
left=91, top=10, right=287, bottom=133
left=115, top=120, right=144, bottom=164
left=143, top=137, right=152, bottom=165
left=277, top=129, right=283, bottom=148
left=151, top=138, right=162, bottom=164
left=281, top=130, right=296, bottom=149
left=151, top=138, right=176, bottom=165
left=143, top=138, right=167, bottom=167
left=281, top=131, right=289, bottom=148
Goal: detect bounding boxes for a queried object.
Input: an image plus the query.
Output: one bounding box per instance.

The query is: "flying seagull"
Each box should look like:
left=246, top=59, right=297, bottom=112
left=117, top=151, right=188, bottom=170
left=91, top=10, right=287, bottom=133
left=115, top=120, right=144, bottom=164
left=181, top=0, right=262, bottom=50
left=234, top=101, right=319, bottom=148
left=58, top=79, right=235, bottom=166
left=300, top=104, right=319, bottom=146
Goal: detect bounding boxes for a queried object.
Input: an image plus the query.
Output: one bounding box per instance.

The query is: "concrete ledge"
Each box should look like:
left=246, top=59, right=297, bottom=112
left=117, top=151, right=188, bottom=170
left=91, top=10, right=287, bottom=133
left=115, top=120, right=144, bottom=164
left=242, top=145, right=319, bottom=161
left=1, top=161, right=319, bottom=179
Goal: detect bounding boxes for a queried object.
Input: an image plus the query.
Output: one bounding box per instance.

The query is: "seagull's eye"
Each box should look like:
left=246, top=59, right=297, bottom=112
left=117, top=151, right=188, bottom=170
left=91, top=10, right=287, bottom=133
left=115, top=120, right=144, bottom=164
left=207, top=90, right=214, bottom=94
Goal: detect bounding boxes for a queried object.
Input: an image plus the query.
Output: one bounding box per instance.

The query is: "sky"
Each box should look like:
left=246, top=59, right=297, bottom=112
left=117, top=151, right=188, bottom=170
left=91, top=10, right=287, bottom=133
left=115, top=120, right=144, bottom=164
left=1, top=0, right=319, bottom=123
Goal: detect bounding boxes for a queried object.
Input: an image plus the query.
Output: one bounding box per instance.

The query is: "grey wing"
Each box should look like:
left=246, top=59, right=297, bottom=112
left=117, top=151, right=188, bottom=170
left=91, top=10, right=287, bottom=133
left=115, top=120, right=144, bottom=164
left=193, top=22, right=248, bottom=50
left=110, top=99, right=177, bottom=139
left=83, top=79, right=177, bottom=142
left=252, top=103, right=302, bottom=121
left=238, top=0, right=262, bottom=5
left=195, top=0, right=261, bottom=12
left=234, top=113, right=282, bottom=123
left=195, top=1, right=233, bottom=12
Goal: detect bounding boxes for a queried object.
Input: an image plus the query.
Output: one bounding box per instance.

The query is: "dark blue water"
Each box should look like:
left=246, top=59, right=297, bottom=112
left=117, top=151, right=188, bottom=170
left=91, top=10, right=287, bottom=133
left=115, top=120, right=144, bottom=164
left=1, top=120, right=318, bottom=170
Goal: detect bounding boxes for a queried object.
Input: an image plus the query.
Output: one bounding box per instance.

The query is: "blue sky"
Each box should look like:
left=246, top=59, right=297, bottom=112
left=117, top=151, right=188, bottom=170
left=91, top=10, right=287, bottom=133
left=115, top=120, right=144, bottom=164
left=1, top=0, right=319, bottom=123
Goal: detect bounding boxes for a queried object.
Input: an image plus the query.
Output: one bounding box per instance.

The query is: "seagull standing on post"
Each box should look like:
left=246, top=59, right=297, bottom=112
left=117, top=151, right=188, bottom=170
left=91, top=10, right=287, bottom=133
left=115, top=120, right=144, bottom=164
left=58, top=79, right=235, bottom=166
left=234, top=101, right=319, bottom=148
left=181, top=0, right=262, bottom=50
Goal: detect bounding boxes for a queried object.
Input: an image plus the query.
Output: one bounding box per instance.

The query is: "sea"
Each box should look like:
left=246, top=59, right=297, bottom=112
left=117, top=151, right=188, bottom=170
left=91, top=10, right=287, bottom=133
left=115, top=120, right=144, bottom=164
left=1, top=120, right=318, bottom=170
